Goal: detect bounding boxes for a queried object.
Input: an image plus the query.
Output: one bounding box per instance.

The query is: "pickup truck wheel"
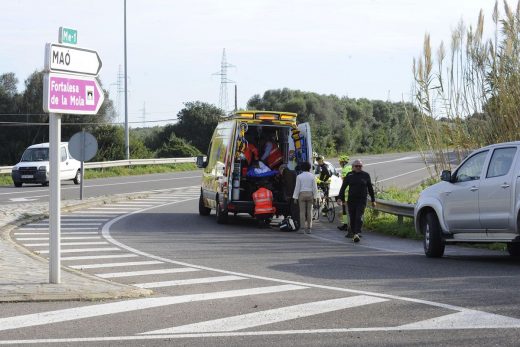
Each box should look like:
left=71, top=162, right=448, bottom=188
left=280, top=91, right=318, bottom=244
left=199, top=193, right=211, bottom=216
left=73, top=170, right=81, bottom=185
left=507, top=243, right=520, bottom=257
left=422, top=212, right=445, bottom=258
left=216, top=200, right=228, bottom=224
left=42, top=181, right=49, bottom=187
left=13, top=181, right=22, bottom=187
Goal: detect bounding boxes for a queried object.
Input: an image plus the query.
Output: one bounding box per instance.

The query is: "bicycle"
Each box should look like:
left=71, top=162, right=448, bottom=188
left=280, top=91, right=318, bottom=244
left=312, top=188, right=336, bottom=223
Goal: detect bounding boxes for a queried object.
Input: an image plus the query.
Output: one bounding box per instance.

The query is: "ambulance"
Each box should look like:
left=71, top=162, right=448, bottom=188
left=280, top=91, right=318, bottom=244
left=197, top=111, right=313, bottom=225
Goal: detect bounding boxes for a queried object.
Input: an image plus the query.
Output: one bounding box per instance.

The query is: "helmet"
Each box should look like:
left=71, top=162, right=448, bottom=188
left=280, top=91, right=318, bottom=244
left=339, top=154, right=350, bottom=163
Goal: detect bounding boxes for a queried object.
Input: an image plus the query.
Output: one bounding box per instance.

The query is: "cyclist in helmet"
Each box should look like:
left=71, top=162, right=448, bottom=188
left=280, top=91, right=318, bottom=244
left=337, top=154, right=353, bottom=233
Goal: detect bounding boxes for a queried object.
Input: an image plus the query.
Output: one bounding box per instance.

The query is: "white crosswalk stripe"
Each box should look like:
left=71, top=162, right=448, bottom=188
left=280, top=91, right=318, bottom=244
left=0, top=285, right=306, bottom=332
left=26, top=223, right=103, bottom=226
left=37, top=247, right=121, bottom=254
left=7, top=186, right=520, bottom=344
left=24, top=241, right=108, bottom=247
left=143, top=295, right=388, bottom=334
left=17, top=236, right=101, bottom=241
left=69, top=260, right=163, bottom=269
left=62, top=254, right=139, bottom=261
left=134, top=275, right=246, bottom=289
left=96, top=267, right=200, bottom=279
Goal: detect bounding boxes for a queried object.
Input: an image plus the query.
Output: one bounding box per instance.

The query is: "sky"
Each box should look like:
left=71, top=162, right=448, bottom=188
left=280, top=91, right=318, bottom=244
left=0, top=0, right=507, bottom=127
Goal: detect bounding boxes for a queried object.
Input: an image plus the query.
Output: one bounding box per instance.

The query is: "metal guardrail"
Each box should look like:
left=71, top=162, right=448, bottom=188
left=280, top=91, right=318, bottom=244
left=0, top=157, right=197, bottom=174
left=371, top=198, right=415, bottom=223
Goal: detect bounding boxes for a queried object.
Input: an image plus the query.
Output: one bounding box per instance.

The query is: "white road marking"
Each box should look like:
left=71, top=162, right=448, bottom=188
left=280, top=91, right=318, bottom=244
left=398, top=309, right=520, bottom=330
left=0, top=285, right=305, bottom=332
left=24, top=241, right=108, bottom=247
left=14, top=232, right=99, bottom=236
left=68, top=260, right=163, bottom=269
left=67, top=213, right=119, bottom=216
left=26, top=223, right=103, bottom=226
left=96, top=267, right=200, bottom=279
left=9, top=197, right=38, bottom=202
left=61, top=254, right=138, bottom=261
left=143, top=295, right=388, bottom=334
left=377, top=166, right=429, bottom=183
left=88, top=207, right=141, bottom=211
left=112, top=204, right=155, bottom=207
left=18, top=227, right=99, bottom=231
left=2, top=322, right=520, bottom=347
left=55, top=219, right=109, bottom=222
left=73, top=211, right=122, bottom=215
left=17, top=236, right=101, bottom=241
left=363, top=155, right=419, bottom=166
left=135, top=275, right=246, bottom=289
left=37, top=247, right=120, bottom=254
left=100, top=198, right=520, bottom=317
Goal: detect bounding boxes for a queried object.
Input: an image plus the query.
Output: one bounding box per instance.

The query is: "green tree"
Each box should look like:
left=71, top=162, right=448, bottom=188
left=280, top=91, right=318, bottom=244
left=91, top=125, right=152, bottom=161
left=172, top=101, right=224, bottom=153
left=156, top=134, right=201, bottom=157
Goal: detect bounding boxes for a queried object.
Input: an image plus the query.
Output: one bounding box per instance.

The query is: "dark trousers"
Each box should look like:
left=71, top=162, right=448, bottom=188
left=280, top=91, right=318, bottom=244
left=348, top=202, right=366, bottom=234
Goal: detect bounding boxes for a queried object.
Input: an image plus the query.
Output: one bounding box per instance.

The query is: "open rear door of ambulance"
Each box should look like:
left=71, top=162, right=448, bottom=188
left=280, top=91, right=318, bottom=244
left=297, top=122, right=313, bottom=166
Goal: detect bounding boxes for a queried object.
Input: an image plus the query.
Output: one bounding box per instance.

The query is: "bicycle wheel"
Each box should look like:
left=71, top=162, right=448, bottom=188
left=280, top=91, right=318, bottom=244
left=326, top=198, right=335, bottom=223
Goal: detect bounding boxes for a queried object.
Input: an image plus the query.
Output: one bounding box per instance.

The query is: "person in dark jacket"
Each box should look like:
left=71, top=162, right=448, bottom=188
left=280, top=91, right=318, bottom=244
left=336, top=159, right=376, bottom=242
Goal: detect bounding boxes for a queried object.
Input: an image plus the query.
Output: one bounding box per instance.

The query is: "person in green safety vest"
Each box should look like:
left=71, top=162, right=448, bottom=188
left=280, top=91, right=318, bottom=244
left=337, top=155, right=353, bottom=233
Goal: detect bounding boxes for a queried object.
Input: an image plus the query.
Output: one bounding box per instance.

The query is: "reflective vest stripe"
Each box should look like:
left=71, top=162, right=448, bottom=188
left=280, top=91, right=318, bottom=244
left=253, top=188, right=276, bottom=215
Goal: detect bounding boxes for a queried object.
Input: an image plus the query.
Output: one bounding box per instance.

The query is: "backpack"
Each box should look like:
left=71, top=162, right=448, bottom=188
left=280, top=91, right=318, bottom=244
left=279, top=216, right=296, bottom=231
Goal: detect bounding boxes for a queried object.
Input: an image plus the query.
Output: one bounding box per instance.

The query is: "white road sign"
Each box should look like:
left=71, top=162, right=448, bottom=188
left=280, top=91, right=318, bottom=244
left=45, top=43, right=102, bottom=76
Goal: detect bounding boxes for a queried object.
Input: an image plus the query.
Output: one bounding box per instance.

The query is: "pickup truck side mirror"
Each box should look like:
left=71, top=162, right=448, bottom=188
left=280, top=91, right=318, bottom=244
left=196, top=155, right=208, bottom=169
left=440, top=170, right=452, bottom=182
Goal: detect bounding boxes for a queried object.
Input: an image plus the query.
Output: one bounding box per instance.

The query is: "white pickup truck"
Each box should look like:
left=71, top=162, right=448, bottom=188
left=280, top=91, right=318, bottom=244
left=415, top=141, right=520, bottom=258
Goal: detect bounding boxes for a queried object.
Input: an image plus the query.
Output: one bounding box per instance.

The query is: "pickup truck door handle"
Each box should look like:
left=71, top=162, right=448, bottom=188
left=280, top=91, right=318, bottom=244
left=470, top=186, right=479, bottom=192
left=501, top=183, right=510, bottom=188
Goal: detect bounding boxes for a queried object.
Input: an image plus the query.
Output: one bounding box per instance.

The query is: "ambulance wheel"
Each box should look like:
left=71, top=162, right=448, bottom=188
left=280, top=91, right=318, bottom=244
left=216, top=200, right=228, bottom=224
left=199, top=193, right=210, bottom=216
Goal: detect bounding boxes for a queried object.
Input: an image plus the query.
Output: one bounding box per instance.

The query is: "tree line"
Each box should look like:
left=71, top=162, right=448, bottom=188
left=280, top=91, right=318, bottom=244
left=0, top=70, right=421, bottom=166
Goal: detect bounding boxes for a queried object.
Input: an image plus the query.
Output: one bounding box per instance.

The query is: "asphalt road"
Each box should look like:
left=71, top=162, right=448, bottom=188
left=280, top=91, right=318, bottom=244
left=0, top=151, right=433, bottom=204
left=1, top=180, right=519, bottom=346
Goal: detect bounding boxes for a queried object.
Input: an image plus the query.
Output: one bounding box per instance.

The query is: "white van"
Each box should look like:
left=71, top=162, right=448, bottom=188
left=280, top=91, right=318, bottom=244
left=11, top=143, right=82, bottom=187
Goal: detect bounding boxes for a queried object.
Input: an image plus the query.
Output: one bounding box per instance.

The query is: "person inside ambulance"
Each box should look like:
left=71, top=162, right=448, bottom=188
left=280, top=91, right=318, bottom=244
left=259, top=129, right=283, bottom=170
left=240, top=134, right=259, bottom=176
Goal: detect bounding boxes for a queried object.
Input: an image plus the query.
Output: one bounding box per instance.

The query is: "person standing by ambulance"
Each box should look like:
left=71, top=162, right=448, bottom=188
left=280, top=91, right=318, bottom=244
left=292, top=161, right=318, bottom=234
left=337, top=155, right=352, bottom=233
left=336, top=159, right=376, bottom=242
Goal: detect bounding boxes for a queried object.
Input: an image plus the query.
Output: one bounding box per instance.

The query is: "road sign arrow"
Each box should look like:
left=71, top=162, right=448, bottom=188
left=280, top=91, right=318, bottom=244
left=43, top=72, right=105, bottom=115
left=45, top=43, right=102, bottom=76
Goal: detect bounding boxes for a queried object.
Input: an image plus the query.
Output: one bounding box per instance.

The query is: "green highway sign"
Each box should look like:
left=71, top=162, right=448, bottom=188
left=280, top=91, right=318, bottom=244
left=59, top=27, right=77, bottom=45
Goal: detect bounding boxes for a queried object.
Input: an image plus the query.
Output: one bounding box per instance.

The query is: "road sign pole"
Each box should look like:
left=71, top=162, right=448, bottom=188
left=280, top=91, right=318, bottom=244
left=49, top=113, right=61, bottom=284
left=80, top=129, right=85, bottom=200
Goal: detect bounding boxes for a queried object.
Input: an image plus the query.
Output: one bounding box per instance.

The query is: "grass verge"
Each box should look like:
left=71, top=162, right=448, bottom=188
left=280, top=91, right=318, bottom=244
left=0, top=163, right=198, bottom=187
